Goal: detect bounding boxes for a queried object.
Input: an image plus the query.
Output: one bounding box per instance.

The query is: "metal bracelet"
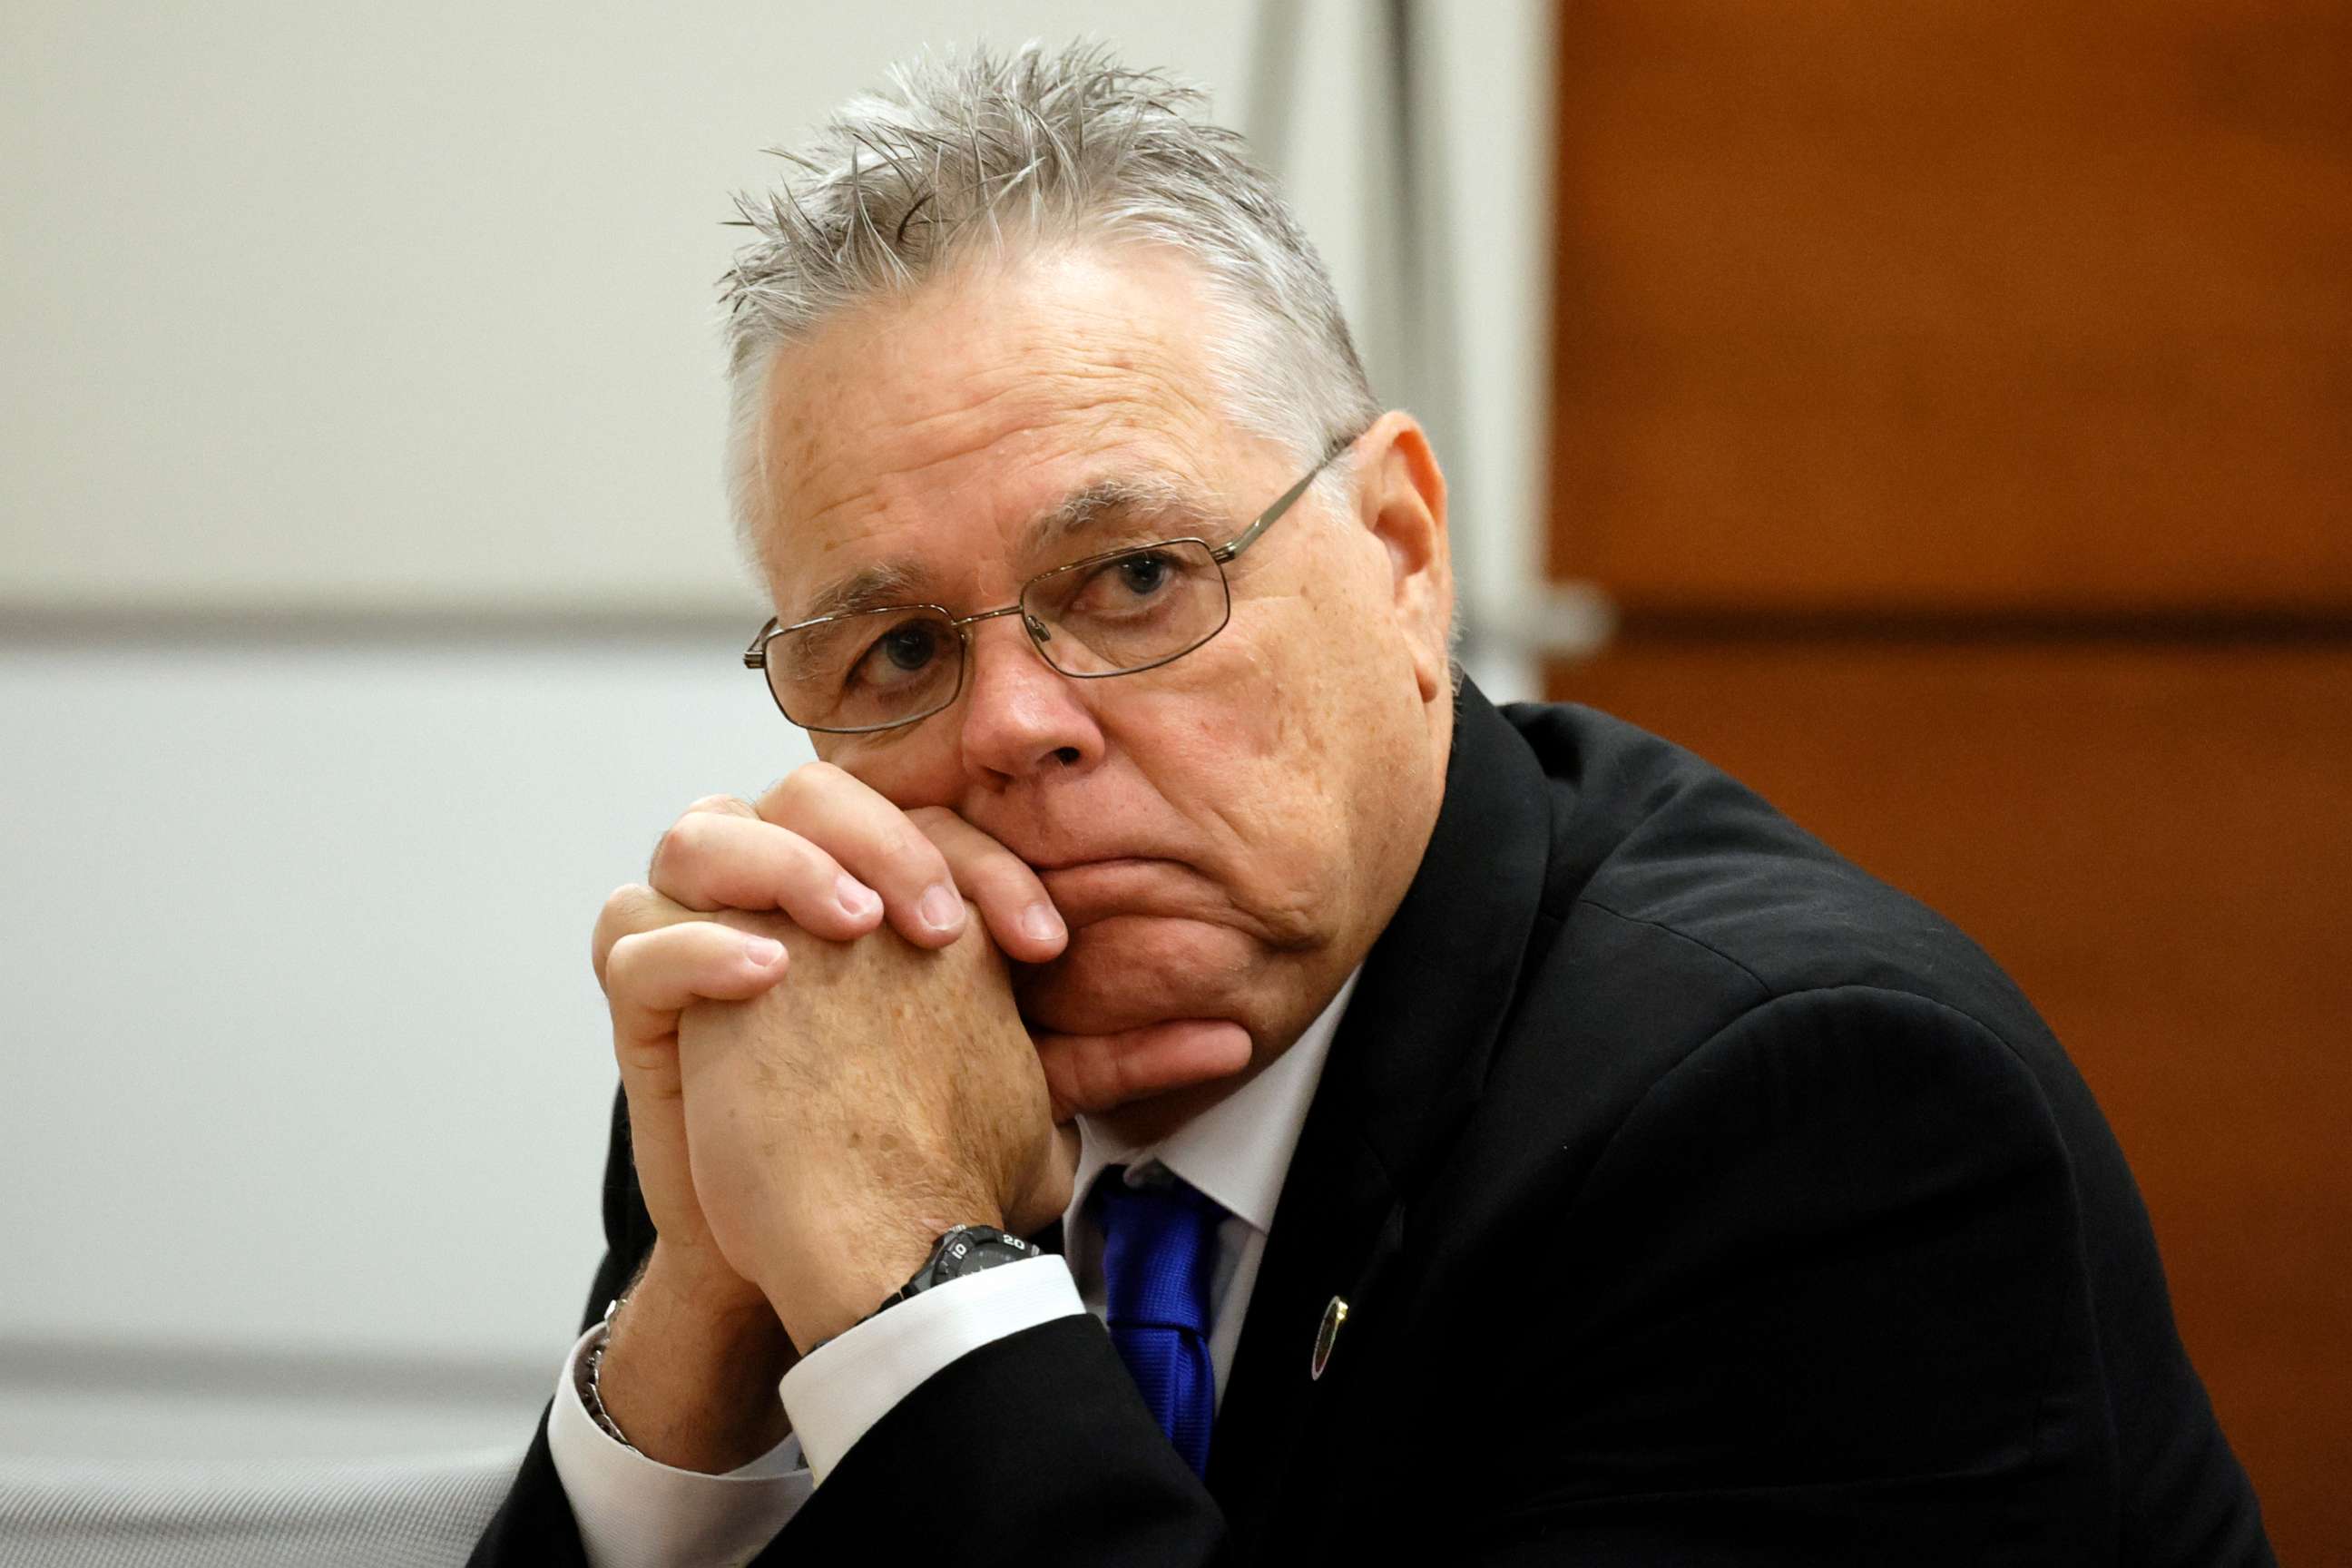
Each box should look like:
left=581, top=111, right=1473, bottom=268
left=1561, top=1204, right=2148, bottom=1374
left=581, top=1296, right=637, bottom=1451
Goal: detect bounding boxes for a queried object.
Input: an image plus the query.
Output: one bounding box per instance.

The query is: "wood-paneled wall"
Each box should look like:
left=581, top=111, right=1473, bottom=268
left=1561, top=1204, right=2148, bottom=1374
left=1543, top=5, right=2350, bottom=1559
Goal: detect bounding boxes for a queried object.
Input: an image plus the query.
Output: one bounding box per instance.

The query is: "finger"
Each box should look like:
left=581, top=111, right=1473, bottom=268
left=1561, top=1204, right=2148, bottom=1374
left=591, top=882, right=704, bottom=988
left=907, top=807, right=1066, bottom=963
left=602, top=916, right=784, bottom=1268
left=1032, top=1020, right=1255, bottom=1122
left=603, top=922, right=791, bottom=1073
left=649, top=808, right=884, bottom=941
left=756, top=762, right=966, bottom=947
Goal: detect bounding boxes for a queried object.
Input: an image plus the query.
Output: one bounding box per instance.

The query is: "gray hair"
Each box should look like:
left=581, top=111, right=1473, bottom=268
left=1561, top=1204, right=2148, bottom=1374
left=716, top=39, right=1382, bottom=547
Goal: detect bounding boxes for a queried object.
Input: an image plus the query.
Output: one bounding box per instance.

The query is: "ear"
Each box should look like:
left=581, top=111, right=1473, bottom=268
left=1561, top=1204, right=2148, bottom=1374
left=1353, top=412, right=1454, bottom=703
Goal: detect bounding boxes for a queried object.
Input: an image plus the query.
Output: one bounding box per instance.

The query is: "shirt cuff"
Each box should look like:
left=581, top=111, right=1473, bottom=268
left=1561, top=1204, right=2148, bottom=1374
left=545, top=1323, right=812, bottom=1568
left=779, top=1253, right=1086, bottom=1483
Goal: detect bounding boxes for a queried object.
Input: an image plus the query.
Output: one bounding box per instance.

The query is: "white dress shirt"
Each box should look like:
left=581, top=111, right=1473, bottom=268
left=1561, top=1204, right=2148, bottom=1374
left=547, top=974, right=1358, bottom=1568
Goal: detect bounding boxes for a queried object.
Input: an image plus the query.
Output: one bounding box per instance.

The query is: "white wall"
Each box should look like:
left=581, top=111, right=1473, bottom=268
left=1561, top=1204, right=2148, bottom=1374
left=2, top=2, right=1250, bottom=615
left=0, top=632, right=817, bottom=1456
left=0, top=0, right=1553, bottom=1461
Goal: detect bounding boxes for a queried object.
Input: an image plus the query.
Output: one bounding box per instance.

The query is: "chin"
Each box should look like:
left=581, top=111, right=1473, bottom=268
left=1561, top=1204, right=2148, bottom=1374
left=1014, top=915, right=1269, bottom=1035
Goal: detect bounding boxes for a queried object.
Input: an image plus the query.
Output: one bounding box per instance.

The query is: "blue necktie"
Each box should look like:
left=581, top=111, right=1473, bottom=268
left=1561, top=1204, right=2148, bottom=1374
left=1093, top=1166, right=1226, bottom=1477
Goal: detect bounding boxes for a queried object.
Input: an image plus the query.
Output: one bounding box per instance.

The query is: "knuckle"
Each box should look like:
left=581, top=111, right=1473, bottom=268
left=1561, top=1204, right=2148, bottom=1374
left=684, top=792, right=753, bottom=818
left=602, top=930, right=647, bottom=991
left=596, top=882, right=657, bottom=936
left=600, top=880, right=643, bottom=917
left=773, top=760, right=846, bottom=807
left=651, top=813, right=714, bottom=877
left=595, top=884, right=694, bottom=959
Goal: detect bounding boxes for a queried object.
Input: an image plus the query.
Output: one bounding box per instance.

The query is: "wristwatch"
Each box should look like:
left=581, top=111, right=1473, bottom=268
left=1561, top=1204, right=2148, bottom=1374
left=865, top=1225, right=1042, bottom=1321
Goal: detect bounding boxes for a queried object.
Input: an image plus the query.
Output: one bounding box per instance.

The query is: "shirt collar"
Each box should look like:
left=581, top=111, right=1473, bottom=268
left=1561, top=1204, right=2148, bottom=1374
left=1066, top=969, right=1360, bottom=1236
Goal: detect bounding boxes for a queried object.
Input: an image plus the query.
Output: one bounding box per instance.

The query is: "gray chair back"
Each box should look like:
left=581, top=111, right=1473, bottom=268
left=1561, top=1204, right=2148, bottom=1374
left=0, top=1449, right=522, bottom=1568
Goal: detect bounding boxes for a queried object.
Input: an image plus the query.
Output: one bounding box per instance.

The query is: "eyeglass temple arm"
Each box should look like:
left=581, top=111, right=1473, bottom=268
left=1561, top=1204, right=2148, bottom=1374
left=1210, top=442, right=1348, bottom=565
left=743, top=618, right=780, bottom=669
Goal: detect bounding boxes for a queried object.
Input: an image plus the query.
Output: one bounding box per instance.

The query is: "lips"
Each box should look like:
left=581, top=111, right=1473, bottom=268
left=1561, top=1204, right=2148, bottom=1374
left=1019, top=847, right=1164, bottom=872
left=1034, top=857, right=1210, bottom=928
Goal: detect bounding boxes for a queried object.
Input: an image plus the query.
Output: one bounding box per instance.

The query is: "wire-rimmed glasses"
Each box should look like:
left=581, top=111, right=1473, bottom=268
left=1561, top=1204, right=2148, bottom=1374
left=744, top=439, right=1348, bottom=736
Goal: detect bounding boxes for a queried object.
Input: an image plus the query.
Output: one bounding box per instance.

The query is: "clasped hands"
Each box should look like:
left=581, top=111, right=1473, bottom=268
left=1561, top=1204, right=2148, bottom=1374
left=592, top=762, right=1250, bottom=1358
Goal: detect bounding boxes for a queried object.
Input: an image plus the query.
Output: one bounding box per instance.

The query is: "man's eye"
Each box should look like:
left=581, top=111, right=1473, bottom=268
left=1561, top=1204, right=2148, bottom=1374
left=849, top=621, right=943, bottom=688
left=883, top=623, right=939, bottom=669
left=1055, top=548, right=1195, bottom=629
left=1115, top=553, right=1172, bottom=596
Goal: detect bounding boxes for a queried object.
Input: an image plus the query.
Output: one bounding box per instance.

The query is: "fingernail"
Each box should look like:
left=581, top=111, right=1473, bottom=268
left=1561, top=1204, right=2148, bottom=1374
left=918, top=883, right=964, bottom=934
left=836, top=874, right=881, bottom=920
left=740, top=935, right=785, bottom=966
left=1021, top=902, right=1063, bottom=944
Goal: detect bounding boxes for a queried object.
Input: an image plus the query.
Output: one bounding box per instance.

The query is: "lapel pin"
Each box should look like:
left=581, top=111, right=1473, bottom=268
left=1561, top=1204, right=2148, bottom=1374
left=1310, top=1295, right=1348, bottom=1380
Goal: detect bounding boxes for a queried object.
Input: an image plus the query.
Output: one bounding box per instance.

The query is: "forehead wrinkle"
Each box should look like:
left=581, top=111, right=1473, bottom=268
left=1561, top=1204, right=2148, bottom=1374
left=777, top=377, right=1186, bottom=565
left=772, top=388, right=1229, bottom=617
left=778, top=382, right=1036, bottom=546
left=770, top=297, right=1229, bottom=534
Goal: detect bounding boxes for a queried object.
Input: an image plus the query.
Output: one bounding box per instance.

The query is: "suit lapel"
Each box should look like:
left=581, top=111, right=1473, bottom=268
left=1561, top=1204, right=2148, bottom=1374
left=1206, top=681, right=1557, bottom=1557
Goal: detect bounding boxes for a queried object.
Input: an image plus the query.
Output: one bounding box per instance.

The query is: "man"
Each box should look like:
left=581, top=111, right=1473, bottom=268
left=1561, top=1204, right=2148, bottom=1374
left=474, top=43, right=2272, bottom=1567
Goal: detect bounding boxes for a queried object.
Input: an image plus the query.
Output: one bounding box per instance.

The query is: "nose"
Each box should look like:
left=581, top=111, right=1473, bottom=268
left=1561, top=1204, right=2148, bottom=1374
left=953, top=613, right=1106, bottom=782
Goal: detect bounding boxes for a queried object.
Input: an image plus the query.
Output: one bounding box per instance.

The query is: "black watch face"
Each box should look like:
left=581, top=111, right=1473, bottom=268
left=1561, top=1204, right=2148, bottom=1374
left=925, top=1227, right=1040, bottom=1288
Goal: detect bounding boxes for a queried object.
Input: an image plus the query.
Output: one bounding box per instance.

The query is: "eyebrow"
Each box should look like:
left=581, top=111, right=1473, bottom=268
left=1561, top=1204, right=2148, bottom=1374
left=788, top=471, right=1223, bottom=625
left=791, top=560, right=927, bottom=626
left=1016, top=473, right=1219, bottom=559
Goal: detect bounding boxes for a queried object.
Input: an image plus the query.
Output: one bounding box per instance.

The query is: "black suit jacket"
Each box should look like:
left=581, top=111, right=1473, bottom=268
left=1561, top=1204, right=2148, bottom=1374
left=474, top=683, right=2273, bottom=1565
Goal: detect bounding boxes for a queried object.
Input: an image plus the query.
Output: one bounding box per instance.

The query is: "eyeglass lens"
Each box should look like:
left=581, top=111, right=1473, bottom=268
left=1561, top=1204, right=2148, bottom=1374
left=767, top=539, right=1230, bottom=732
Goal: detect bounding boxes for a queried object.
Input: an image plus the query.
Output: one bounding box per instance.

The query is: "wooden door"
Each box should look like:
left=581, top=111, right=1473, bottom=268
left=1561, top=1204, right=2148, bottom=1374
left=1544, top=5, right=2350, bottom=1559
